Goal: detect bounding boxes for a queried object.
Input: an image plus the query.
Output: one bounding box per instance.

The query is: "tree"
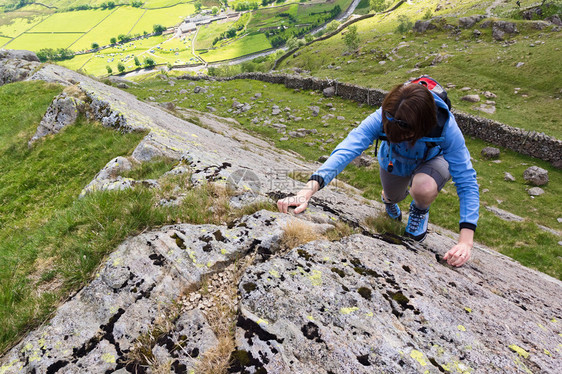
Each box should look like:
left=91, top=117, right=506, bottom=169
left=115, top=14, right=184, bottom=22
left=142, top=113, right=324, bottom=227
left=212, top=6, right=219, bottom=15
left=343, top=25, right=360, bottom=51
left=153, top=24, right=166, bottom=35
left=91, top=42, right=99, bottom=49
left=131, top=0, right=143, bottom=7
left=144, top=57, right=155, bottom=67
left=134, top=56, right=141, bottom=67
left=326, top=20, right=340, bottom=33
left=395, top=15, right=413, bottom=34
left=117, top=62, right=125, bottom=73
left=194, top=0, right=202, bottom=11
left=369, top=0, right=387, bottom=12
left=110, top=37, right=117, bottom=44
left=106, top=65, right=113, bottom=74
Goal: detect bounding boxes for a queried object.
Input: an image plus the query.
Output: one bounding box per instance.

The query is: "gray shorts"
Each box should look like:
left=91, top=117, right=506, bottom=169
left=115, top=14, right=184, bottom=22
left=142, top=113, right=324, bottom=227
left=380, top=155, right=451, bottom=203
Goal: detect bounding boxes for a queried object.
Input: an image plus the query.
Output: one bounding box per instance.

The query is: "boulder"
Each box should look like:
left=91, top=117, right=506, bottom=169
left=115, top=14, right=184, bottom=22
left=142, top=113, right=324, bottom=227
left=0, top=49, right=39, bottom=62
left=461, top=94, right=480, bottom=103
left=494, top=21, right=518, bottom=34
left=0, top=49, right=42, bottom=85
left=323, top=86, right=336, bottom=97
left=28, top=92, right=87, bottom=145
left=309, top=106, right=320, bottom=117
left=459, top=15, right=485, bottom=29
left=351, top=154, right=375, bottom=167
left=412, top=20, right=436, bottom=33
left=546, top=15, right=562, bottom=26
left=492, top=27, right=505, bottom=41
left=523, top=166, right=549, bottom=186
left=481, top=147, right=500, bottom=159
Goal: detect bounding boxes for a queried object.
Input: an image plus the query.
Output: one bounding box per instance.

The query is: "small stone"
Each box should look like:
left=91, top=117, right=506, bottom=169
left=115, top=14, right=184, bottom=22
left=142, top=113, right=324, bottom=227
left=504, top=172, right=515, bottom=182
left=516, top=62, right=525, bottom=68
left=528, top=187, right=545, bottom=196
left=483, top=91, right=497, bottom=99
left=460, top=87, right=471, bottom=91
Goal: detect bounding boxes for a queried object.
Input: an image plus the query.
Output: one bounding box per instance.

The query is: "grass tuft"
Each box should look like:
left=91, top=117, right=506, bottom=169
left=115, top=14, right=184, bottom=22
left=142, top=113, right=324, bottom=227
left=363, top=214, right=404, bottom=237
left=280, top=219, right=324, bottom=250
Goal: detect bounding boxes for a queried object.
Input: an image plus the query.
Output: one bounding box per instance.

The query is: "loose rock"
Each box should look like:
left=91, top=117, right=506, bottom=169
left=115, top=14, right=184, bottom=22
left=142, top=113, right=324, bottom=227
left=481, top=147, right=500, bottom=159
left=523, top=166, right=549, bottom=186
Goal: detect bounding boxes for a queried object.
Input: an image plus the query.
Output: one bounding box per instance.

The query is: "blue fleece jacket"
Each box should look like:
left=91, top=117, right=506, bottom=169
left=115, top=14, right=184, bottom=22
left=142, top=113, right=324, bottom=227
left=310, top=93, right=479, bottom=231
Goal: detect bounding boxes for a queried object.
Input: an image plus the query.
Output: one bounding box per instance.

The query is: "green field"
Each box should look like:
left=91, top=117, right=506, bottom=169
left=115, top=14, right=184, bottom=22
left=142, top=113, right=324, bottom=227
left=0, top=35, right=10, bottom=45
left=247, top=5, right=293, bottom=29
left=203, top=32, right=271, bottom=62
left=195, top=18, right=237, bottom=51
left=142, top=0, right=192, bottom=9
left=7, top=32, right=83, bottom=50
left=30, top=9, right=109, bottom=33
left=70, top=6, right=145, bottom=51
left=296, top=0, right=351, bottom=23
left=129, top=3, right=194, bottom=35
left=59, top=33, right=198, bottom=75
left=0, top=14, right=47, bottom=39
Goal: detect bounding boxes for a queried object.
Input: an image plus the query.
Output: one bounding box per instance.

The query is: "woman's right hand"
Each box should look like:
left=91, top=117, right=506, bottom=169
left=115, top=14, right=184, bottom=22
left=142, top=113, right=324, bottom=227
left=277, top=180, right=320, bottom=214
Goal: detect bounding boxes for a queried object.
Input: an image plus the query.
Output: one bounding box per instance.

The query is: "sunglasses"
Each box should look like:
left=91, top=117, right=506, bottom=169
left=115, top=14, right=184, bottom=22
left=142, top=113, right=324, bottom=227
left=383, top=111, right=410, bottom=130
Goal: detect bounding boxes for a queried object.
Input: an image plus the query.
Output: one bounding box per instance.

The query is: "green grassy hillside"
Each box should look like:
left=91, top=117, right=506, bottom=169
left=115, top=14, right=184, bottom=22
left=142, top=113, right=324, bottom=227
left=277, top=0, right=562, bottom=139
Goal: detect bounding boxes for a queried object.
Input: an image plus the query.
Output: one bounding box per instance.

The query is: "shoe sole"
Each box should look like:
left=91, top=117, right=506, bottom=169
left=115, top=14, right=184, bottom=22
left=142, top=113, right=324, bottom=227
left=404, top=230, right=427, bottom=242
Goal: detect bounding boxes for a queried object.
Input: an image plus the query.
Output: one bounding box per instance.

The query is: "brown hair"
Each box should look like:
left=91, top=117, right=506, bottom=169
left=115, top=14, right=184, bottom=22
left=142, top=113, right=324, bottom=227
left=381, top=83, right=437, bottom=144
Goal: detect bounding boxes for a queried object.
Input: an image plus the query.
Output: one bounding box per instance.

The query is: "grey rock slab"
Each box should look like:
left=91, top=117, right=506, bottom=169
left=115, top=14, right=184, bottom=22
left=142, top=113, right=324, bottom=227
left=528, top=187, right=545, bottom=196
left=485, top=206, right=524, bottom=222
left=151, top=309, right=218, bottom=372
left=0, top=210, right=314, bottom=373
left=28, top=93, right=87, bottom=145
left=461, top=94, right=480, bottom=103
left=235, top=234, right=562, bottom=374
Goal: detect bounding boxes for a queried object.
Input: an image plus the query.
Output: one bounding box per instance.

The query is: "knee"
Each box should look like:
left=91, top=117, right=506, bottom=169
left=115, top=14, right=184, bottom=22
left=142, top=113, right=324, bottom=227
left=410, top=175, right=438, bottom=200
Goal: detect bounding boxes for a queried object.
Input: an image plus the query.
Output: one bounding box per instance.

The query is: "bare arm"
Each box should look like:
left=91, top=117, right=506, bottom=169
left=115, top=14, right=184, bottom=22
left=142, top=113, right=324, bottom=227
left=277, top=180, right=320, bottom=214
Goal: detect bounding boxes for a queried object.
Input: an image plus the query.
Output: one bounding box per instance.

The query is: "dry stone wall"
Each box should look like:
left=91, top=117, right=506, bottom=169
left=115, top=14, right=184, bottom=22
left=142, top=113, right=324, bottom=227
left=179, top=73, right=561, bottom=166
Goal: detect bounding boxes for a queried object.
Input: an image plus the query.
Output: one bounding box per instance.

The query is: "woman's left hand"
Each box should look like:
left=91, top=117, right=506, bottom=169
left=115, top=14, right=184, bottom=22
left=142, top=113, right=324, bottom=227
left=443, top=242, right=472, bottom=267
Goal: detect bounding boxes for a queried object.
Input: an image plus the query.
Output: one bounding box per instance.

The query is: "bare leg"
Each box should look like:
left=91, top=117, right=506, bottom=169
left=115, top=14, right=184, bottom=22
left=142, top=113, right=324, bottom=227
left=409, top=173, right=439, bottom=210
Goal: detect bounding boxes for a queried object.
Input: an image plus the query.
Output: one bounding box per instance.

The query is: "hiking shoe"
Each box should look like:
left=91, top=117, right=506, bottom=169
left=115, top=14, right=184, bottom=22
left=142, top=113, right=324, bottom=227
left=382, top=193, right=402, bottom=221
left=405, top=202, right=429, bottom=242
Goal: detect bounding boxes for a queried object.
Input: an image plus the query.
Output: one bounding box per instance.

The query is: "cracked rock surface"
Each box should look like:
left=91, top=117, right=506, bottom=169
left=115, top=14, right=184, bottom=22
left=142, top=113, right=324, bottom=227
left=235, top=233, right=562, bottom=374
left=0, top=210, right=304, bottom=373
